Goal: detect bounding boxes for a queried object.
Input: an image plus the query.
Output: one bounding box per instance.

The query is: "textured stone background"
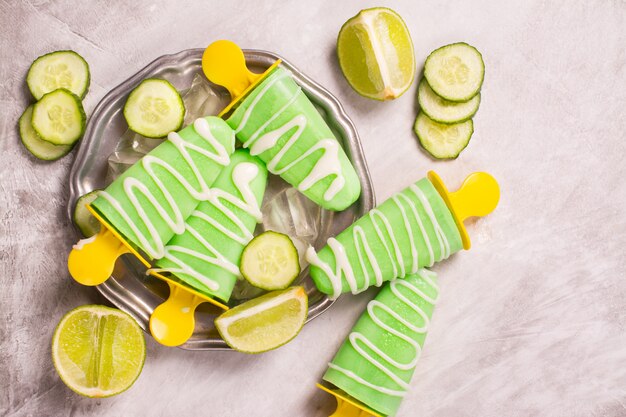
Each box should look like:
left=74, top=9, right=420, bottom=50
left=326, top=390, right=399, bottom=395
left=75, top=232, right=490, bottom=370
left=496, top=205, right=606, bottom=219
left=1, top=1, right=625, bottom=416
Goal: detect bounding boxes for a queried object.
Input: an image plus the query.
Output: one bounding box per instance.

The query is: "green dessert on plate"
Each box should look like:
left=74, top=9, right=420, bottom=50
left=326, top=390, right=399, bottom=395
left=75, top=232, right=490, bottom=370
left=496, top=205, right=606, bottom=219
left=91, top=116, right=235, bottom=260
left=307, top=178, right=462, bottom=299
left=227, top=67, right=361, bottom=211
left=151, top=149, right=268, bottom=302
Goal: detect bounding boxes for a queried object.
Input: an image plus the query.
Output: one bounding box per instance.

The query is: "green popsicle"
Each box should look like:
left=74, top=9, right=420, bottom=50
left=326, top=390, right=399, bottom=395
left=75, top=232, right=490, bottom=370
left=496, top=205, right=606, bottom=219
left=226, top=67, right=361, bottom=211
left=307, top=178, right=462, bottom=298
left=91, top=116, right=235, bottom=260
left=323, top=269, right=439, bottom=416
left=150, top=149, right=268, bottom=302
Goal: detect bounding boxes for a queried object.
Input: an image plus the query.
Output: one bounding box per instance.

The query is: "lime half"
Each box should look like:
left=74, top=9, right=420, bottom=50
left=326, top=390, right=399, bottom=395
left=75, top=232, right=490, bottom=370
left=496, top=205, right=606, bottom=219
left=215, top=287, right=308, bottom=353
left=337, top=7, right=416, bottom=100
left=51, top=305, right=146, bottom=397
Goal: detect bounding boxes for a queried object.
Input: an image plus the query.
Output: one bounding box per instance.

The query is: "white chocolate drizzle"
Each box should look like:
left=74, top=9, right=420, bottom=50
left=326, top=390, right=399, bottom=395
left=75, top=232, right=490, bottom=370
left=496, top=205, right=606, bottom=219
left=327, top=269, right=439, bottom=397
left=233, top=69, right=345, bottom=201
left=149, top=162, right=263, bottom=292
left=99, top=118, right=231, bottom=259
left=306, top=183, right=451, bottom=299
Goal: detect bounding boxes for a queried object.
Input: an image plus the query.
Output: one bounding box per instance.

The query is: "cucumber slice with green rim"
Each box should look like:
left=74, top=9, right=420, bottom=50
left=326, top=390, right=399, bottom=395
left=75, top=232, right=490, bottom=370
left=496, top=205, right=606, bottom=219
left=31, top=88, right=86, bottom=146
left=123, top=78, right=185, bottom=138
left=418, top=79, right=480, bottom=124
left=424, top=42, right=484, bottom=102
left=74, top=190, right=102, bottom=237
left=27, top=50, right=90, bottom=100
left=19, top=105, right=73, bottom=160
left=240, top=231, right=301, bottom=291
left=414, top=111, right=473, bottom=159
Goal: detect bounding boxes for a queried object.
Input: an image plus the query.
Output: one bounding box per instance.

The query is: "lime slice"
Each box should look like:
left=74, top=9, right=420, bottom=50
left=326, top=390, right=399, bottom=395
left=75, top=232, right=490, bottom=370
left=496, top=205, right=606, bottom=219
left=240, top=231, right=301, bottom=291
left=215, top=287, right=308, bottom=353
left=51, top=305, right=146, bottom=397
left=337, top=7, right=415, bottom=100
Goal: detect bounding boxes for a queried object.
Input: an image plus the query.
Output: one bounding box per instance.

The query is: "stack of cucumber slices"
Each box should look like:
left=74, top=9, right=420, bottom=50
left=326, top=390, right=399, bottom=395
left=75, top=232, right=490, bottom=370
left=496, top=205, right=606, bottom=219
left=19, top=50, right=90, bottom=161
left=414, top=42, right=485, bottom=159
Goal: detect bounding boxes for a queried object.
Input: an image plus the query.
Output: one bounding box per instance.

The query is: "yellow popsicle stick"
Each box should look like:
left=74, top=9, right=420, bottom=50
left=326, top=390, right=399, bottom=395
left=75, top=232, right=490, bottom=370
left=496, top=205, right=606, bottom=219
left=427, top=171, right=500, bottom=250
left=149, top=280, right=205, bottom=347
left=201, top=40, right=281, bottom=117
left=149, top=271, right=229, bottom=311
left=68, top=204, right=150, bottom=286
left=147, top=271, right=229, bottom=347
left=317, top=383, right=383, bottom=417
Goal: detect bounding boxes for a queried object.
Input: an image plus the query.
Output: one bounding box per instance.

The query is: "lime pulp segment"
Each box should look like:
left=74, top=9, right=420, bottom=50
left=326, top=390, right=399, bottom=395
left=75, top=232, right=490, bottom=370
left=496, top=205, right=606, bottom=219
left=337, top=7, right=415, bottom=100
left=215, top=286, right=308, bottom=353
left=51, top=305, right=146, bottom=398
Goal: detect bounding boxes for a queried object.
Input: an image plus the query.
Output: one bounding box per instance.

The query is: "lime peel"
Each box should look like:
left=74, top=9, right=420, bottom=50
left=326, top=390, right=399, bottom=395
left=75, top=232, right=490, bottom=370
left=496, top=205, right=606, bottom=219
left=215, top=286, right=308, bottom=353
left=337, top=7, right=416, bottom=101
left=51, top=305, right=146, bottom=398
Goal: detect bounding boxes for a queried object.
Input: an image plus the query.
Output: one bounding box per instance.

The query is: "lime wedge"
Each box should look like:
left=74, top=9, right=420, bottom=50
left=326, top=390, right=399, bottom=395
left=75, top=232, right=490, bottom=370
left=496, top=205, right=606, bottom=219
left=337, top=7, right=415, bottom=101
left=215, top=287, right=308, bottom=353
left=240, top=231, right=301, bottom=291
left=51, top=305, right=146, bottom=397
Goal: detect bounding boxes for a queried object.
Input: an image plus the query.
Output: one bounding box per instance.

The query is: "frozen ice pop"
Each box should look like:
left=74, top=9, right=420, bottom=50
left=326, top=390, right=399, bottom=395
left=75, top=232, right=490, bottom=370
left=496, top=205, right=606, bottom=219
left=322, top=269, right=439, bottom=417
left=224, top=66, right=362, bottom=211
left=90, top=116, right=235, bottom=260
left=150, top=149, right=268, bottom=303
left=307, top=171, right=500, bottom=299
left=307, top=177, right=461, bottom=299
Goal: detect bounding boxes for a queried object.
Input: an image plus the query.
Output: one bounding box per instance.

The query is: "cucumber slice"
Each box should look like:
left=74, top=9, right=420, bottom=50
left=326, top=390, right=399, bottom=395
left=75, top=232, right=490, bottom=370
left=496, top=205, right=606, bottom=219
left=123, top=78, right=185, bottom=138
left=414, top=111, right=473, bottom=159
left=31, top=89, right=86, bottom=145
left=424, top=42, right=484, bottom=102
left=19, top=105, right=73, bottom=160
left=27, top=50, right=90, bottom=100
left=240, top=231, right=301, bottom=291
left=418, top=79, right=480, bottom=124
left=73, top=190, right=102, bottom=237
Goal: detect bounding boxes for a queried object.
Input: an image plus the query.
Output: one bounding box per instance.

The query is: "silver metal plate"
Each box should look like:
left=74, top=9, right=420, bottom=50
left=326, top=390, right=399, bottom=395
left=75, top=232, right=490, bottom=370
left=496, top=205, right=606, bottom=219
left=67, top=48, right=374, bottom=350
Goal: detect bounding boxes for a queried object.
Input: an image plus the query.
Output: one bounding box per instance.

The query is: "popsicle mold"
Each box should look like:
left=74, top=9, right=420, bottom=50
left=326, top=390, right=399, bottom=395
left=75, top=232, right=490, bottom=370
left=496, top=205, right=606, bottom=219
left=322, top=269, right=439, bottom=417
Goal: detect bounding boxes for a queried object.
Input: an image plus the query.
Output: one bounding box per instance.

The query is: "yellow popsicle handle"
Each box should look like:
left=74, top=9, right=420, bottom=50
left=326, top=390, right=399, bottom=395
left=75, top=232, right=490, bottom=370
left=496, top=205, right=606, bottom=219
left=149, top=281, right=205, bottom=347
left=330, top=398, right=375, bottom=417
left=68, top=227, right=130, bottom=286
left=428, top=171, right=500, bottom=250
left=449, top=172, right=500, bottom=221
left=201, top=40, right=281, bottom=117
left=316, top=383, right=382, bottom=417
left=202, top=39, right=262, bottom=100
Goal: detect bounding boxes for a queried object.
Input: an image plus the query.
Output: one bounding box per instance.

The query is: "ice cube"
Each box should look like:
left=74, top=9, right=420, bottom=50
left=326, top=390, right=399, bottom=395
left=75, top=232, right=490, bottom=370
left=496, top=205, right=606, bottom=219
left=260, top=178, right=321, bottom=268
left=106, top=129, right=163, bottom=181
left=230, top=279, right=266, bottom=302
left=182, top=73, right=228, bottom=124
left=107, top=73, right=227, bottom=182
left=106, top=146, right=142, bottom=181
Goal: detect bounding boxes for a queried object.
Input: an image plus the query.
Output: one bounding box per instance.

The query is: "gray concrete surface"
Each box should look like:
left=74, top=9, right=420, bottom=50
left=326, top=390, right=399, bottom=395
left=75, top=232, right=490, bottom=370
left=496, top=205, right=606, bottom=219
left=1, top=1, right=625, bottom=416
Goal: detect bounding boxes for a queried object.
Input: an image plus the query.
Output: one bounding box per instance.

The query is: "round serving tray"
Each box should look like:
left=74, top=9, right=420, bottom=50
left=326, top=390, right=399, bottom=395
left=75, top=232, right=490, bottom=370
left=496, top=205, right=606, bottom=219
left=67, top=48, right=374, bottom=350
